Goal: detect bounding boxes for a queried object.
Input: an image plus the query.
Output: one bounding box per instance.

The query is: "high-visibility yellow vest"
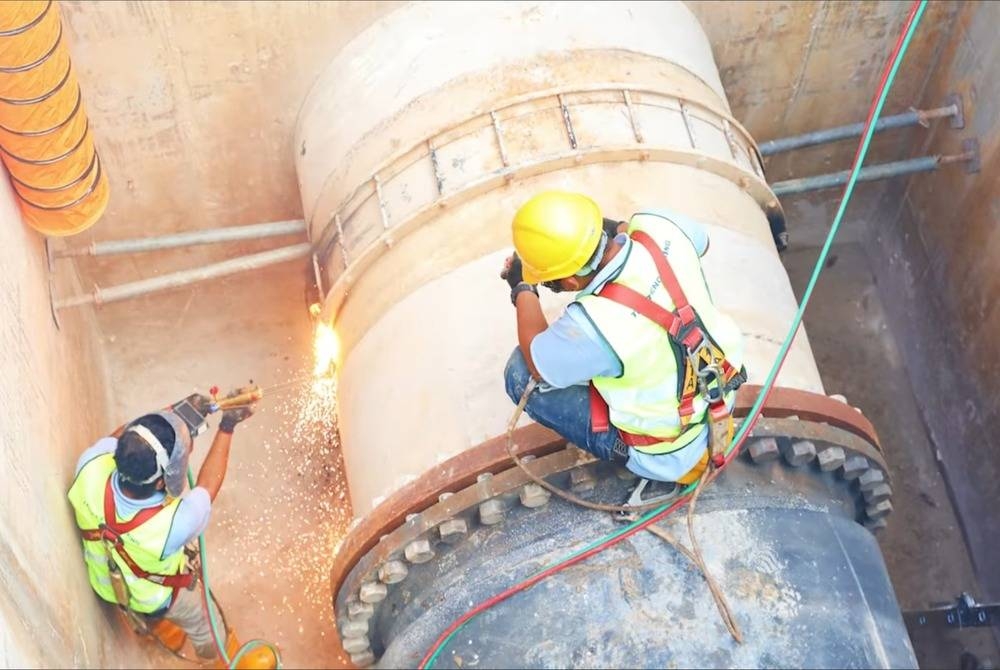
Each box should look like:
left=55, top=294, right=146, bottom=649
left=576, top=212, right=745, bottom=454
left=67, top=453, right=187, bottom=613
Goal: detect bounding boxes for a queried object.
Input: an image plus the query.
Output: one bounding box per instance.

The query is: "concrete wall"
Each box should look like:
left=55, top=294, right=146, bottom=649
left=690, top=1, right=962, bottom=250
left=861, top=0, right=1000, bottom=604
left=58, top=0, right=401, bottom=289
left=0, top=171, right=153, bottom=666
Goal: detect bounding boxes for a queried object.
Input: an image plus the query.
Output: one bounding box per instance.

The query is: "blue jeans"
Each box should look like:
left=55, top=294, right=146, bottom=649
left=503, top=348, right=627, bottom=463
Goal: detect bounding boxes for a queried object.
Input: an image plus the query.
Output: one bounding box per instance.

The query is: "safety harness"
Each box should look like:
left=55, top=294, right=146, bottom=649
left=79, top=476, right=194, bottom=609
left=589, top=229, right=746, bottom=447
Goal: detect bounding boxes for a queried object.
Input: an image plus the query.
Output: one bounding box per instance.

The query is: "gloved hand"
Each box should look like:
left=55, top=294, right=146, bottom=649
left=219, top=387, right=256, bottom=434
left=183, top=393, right=214, bottom=416
left=500, top=253, right=525, bottom=290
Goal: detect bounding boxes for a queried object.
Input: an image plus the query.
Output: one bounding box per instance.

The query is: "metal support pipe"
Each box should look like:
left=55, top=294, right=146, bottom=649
left=759, top=103, right=961, bottom=156
left=54, top=242, right=311, bottom=310
left=771, top=150, right=974, bottom=197
left=54, top=219, right=306, bottom=258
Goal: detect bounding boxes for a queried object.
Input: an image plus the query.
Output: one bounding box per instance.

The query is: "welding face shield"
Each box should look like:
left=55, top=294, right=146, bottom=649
left=120, top=411, right=194, bottom=498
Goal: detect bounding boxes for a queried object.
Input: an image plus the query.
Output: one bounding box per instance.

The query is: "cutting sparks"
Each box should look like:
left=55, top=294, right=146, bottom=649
left=313, top=321, right=340, bottom=378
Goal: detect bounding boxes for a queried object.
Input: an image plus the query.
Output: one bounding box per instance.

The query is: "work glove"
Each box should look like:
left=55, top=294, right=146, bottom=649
left=501, top=253, right=540, bottom=306
left=500, top=253, right=525, bottom=289
left=183, top=393, right=214, bottom=416
left=219, top=387, right=257, bottom=434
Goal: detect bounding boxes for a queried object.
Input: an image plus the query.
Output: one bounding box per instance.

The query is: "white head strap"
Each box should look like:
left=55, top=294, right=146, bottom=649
left=126, top=424, right=169, bottom=484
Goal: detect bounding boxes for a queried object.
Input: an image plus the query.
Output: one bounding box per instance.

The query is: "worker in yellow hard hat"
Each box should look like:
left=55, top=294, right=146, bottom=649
left=501, top=190, right=747, bottom=489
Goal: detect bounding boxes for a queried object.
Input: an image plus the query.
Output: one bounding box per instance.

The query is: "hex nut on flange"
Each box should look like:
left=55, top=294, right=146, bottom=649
left=858, top=468, right=886, bottom=492
left=748, top=437, right=780, bottom=463
left=359, top=581, right=387, bottom=604
left=817, top=447, right=846, bottom=472
left=520, top=483, right=551, bottom=508
left=784, top=440, right=816, bottom=466
left=570, top=467, right=597, bottom=492
left=347, top=601, right=374, bottom=622
left=480, top=498, right=505, bottom=525
left=438, top=518, right=468, bottom=543
left=863, top=483, right=892, bottom=504
left=615, top=466, right=638, bottom=482
left=378, top=559, right=409, bottom=583
left=404, top=539, right=435, bottom=564
left=342, top=635, right=370, bottom=655
left=864, top=517, right=888, bottom=533
left=350, top=650, right=376, bottom=668
left=341, top=618, right=368, bottom=638
left=841, top=456, right=869, bottom=480
left=866, top=499, right=893, bottom=520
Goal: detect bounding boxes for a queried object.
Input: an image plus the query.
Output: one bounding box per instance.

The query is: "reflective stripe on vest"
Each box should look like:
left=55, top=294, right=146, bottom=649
left=67, top=453, right=188, bottom=613
left=576, top=212, right=745, bottom=454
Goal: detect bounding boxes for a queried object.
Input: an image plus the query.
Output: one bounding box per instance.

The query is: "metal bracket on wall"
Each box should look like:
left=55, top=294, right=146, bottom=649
left=904, top=593, right=999, bottom=631
left=945, top=92, right=965, bottom=129
left=962, top=138, right=981, bottom=174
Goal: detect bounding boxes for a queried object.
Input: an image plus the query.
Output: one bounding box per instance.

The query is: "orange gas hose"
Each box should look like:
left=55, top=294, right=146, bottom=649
left=0, top=1, right=108, bottom=236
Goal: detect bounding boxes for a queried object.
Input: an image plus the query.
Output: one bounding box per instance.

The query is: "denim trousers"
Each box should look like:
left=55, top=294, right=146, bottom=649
left=503, top=348, right=628, bottom=463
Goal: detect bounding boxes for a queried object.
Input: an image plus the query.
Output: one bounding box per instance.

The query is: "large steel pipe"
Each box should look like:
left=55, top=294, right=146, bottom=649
left=294, top=3, right=913, bottom=667
left=297, top=1, right=821, bottom=515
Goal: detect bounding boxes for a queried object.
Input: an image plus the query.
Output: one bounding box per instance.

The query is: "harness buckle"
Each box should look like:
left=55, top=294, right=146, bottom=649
left=98, top=523, right=122, bottom=545
left=675, top=320, right=706, bottom=350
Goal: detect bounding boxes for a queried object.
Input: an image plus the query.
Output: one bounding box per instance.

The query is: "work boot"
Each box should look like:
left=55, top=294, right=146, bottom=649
left=212, top=630, right=279, bottom=670
left=148, top=618, right=187, bottom=653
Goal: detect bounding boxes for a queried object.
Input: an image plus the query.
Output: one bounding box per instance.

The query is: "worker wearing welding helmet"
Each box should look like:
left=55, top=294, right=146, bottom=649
left=502, top=191, right=747, bottom=486
left=67, top=391, right=255, bottom=661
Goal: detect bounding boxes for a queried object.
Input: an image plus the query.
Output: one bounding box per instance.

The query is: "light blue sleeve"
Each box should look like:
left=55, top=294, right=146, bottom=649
left=75, top=437, right=117, bottom=476
left=637, top=208, right=709, bottom=256
left=161, top=487, right=212, bottom=558
left=529, top=304, right=623, bottom=388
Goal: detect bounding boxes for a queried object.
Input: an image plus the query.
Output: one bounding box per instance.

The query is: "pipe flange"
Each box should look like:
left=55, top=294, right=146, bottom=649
left=331, top=387, right=893, bottom=663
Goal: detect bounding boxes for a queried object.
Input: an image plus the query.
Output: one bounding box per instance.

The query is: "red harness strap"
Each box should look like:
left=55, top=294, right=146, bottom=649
left=79, top=477, right=193, bottom=605
left=589, top=382, right=610, bottom=433
left=588, top=229, right=741, bottom=441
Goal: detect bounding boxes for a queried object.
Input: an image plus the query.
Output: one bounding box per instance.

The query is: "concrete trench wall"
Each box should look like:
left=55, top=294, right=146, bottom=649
left=0, top=170, right=153, bottom=667
left=859, top=0, right=1000, bottom=608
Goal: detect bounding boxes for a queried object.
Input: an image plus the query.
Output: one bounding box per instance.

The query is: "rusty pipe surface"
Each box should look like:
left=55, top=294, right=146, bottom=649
left=759, top=103, right=961, bottom=156
left=53, top=242, right=310, bottom=309
left=771, top=151, right=975, bottom=196
left=54, top=219, right=307, bottom=258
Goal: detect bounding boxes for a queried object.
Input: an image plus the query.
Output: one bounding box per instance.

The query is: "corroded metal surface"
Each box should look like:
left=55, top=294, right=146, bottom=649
left=329, top=386, right=891, bottom=666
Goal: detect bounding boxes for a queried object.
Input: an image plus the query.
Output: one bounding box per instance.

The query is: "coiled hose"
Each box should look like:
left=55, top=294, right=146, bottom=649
left=185, top=469, right=283, bottom=669
left=0, top=0, right=108, bottom=235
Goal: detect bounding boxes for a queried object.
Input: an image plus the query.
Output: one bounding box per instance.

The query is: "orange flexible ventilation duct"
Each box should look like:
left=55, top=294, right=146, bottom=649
left=0, top=0, right=108, bottom=236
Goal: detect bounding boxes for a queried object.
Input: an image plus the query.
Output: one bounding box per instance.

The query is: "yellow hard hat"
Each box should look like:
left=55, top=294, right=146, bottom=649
left=512, top=191, right=603, bottom=283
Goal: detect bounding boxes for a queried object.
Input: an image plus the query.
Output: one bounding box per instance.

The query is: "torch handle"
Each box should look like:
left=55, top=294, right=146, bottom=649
left=211, top=387, right=264, bottom=412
